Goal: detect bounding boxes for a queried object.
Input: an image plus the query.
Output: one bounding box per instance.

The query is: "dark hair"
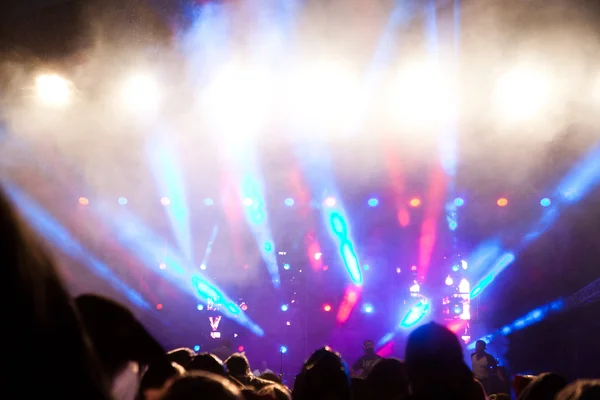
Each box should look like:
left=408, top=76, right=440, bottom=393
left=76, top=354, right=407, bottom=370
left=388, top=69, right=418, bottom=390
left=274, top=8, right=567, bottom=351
left=226, top=353, right=252, bottom=376
left=162, top=370, right=243, bottom=400
left=518, top=373, right=568, bottom=400
left=139, top=362, right=184, bottom=391
left=167, top=348, right=196, bottom=369
left=258, top=384, right=292, bottom=400
left=365, top=358, right=408, bottom=400
left=260, top=372, right=283, bottom=384
left=293, top=347, right=351, bottom=400
left=188, top=353, right=227, bottom=376
left=0, top=186, right=111, bottom=399
left=556, top=380, right=600, bottom=400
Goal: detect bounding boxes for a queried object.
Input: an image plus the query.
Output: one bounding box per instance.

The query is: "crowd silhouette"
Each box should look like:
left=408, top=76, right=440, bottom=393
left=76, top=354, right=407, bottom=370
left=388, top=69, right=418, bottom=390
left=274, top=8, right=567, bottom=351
left=2, top=185, right=599, bottom=400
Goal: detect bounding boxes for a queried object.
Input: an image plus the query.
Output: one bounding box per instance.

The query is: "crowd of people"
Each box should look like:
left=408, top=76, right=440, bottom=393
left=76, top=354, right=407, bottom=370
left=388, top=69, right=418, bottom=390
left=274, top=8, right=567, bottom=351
left=3, top=183, right=600, bottom=400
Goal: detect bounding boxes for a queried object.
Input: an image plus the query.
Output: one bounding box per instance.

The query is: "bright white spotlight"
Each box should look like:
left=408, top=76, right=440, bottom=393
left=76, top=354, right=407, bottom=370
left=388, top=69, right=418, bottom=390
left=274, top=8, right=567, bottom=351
left=493, top=67, right=551, bottom=122
left=35, top=73, right=72, bottom=107
left=121, top=73, right=160, bottom=113
left=286, top=61, right=363, bottom=130
left=202, top=63, right=272, bottom=132
left=389, top=61, right=457, bottom=129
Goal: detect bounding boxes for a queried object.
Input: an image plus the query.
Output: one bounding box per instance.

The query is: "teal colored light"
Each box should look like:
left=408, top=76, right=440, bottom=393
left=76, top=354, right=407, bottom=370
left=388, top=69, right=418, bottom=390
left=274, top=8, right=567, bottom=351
left=264, top=242, right=273, bottom=252
left=540, top=198, right=551, bottom=207
left=283, top=263, right=290, bottom=270
left=368, top=198, right=379, bottom=207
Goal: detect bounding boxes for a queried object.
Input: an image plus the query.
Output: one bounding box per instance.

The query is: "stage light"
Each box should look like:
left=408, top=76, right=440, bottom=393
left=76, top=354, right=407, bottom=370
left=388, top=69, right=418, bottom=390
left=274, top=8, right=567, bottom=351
left=159, top=263, right=166, bottom=270
left=497, top=198, right=508, bottom=207
left=409, top=198, right=421, bottom=207
left=454, top=197, right=465, bottom=207
left=240, top=302, right=248, bottom=311
left=452, top=264, right=460, bottom=272
left=118, top=197, right=128, bottom=205
left=243, top=198, right=254, bottom=206
left=281, top=304, right=289, bottom=312
left=364, top=304, right=374, bottom=313
left=314, top=252, right=322, bottom=260
left=324, top=197, right=336, bottom=207
left=264, top=242, right=273, bottom=252
left=323, top=265, right=329, bottom=271
left=445, top=275, right=454, bottom=286
left=121, top=73, right=160, bottom=113
left=411, top=265, right=417, bottom=271
left=283, top=263, right=290, bottom=270
left=156, top=304, right=163, bottom=310
left=161, top=197, right=171, bottom=206
left=363, top=265, right=370, bottom=271
left=280, top=346, right=287, bottom=354
left=35, top=73, right=72, bottom=107
left=396, top=268, right=401, bottom=274
left=409, top=282, right=420, bottom=293
left=193, top=345, right=200, bottom=352
left=204, top=198, right=214, bottom=206
left=284, top=198, right=295, bottom=206
left=78, top=197, right=89, bottom=205
left=461, top=260, right=468, bottom=270
left=200, top=264, right=207, bottom=270
left=453, top=304, right=462, bottom=314
left=540, top=197, right=551, bottom=207
left=238, top=346, right=244, bottom=352
left=458, top=278, right=470, bottom=294
left=368, top=198, right=379, bottom=207
left=493, top=66, right=551, bottom=122
left=197, top=304, right=204, bottom=311
left=286, top=321, right=291, bottom=326
left=323, top=304, right=332, bottom=312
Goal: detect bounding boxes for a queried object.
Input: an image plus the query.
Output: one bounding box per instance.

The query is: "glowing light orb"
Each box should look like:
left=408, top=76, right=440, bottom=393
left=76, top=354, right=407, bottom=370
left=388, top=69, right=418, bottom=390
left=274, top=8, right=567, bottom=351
left=445, top=275, right=454, bottom=286
left=35, top=73, right=72, bottom=107
left=200, top=264, right=207, bottom=270
left=283, top=263, right=290, bottom=270
left=121, top=73, right=160, bottom=113
left=194, top=345, right=200, bottom=352
left=238, top=346, right=244, bottom=352
left=409, top=198, right=421, bottom=207
left=314, top=252, right=322, bottom=260
left=243, top=198, right=254, bottom=206
left=161, top=197, right=171, bottom=206
left=493, top=67, right=551, bottom=122
left=461, top=260, right=468, bottom=270
left=497, top=198, right=508, bottom=207
left=324, top=197, right=337, bottom=207
left=197, top=304, right=204, bottom=311
left=156, top=304, right=163, bottom=310
left=364, top=304, right=374, bottom=313
left=323, top=304, right=332, bottom=312
left=79, top=197, right=89, bottom=206
left=240, top=302, right=248, bottom=311
left=159, top=263, right=166, bottom=270
left=280, top=346, right=287, bottom=354
left=118, top=197, right=128, bottom=205
left=281, top=304, right=289, bottom=312
left=452, top=264, right=460, bottom=272
left=368, top=198, right=379, bottom=207
left=284, top=198, right=295, bottom=206
left=540, top=197, right=551, bottom=207
left=454, top=197, right=465, bottom=207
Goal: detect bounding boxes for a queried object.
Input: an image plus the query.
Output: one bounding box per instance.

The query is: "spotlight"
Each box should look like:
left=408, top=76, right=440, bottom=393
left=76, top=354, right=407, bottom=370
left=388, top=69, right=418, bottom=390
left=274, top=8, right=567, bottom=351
left=540, top=197, right=551, bottom=207
left=243, top=198, right=254, bottom=206
left=445, top=275, right=454, bottom=286
left=461, top=260, right=468, bottom=270
left=159, top=263, right=166, bottom=270
left=324, top=197, right=336, bottom=207
left=79, top=197, right=89, bottom=206
left=280, top=346, right=287, bottom=354
left=284, top=198, right=295, bottom=206
left=363, top=304, right=374, bottom=313
left=35, top=73, right=72, bottom=107
left=238, top=346, right=244, bottom=352
left=161, top=197, right=171, bottom=206
left=396, top=268, right=401, bottom=274
left=409, top=198, right=421, bottom=207
left=200, top=264, right=207, bottom=270
left=264, top=242, right=273, bottom=252
left=493, top=67, right=551, bottom=122
left=193, top=345, right=200, bottom=352
left=240, top=302, right=248, bottom=311
left=323, top=304, right=332, bottom=312
left=204, top=198, right=214, bottom=206
left=368, top=198, right=379, bottom=207
left=283, top=263, right=291, bottom=270
left=454, top=197, right=465, bottom=207
left=314, top=252, right=322, bottom=260
left=452, top=264, right=460, bottom=272
left=118, top=197, right=128, bottom=205
left=197, top=304, right=204, bottom=311
left=156, top=304, right=163, bottom=310
left=281, top=304, right=289, bottom=312
left=121, top=73, right=160, bottom=113
left=497, top=198, right=508, bottom=207
left=453, top=304, right=462, bottom=314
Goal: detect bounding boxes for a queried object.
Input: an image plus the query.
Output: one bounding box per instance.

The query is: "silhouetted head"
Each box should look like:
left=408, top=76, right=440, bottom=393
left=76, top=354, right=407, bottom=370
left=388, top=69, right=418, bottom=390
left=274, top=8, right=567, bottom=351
left=188, top=353, right=227, bottom=376
left=225, top=353, right=252, bottom=376
left=293, top=347, right=351, bottom=400
left=139, top=362, right=185, bottom=400
left=365, top=357, right=408, bottom=400
left=257, top=384, right=292, bottom=400
left=162, top=371, right=243, bottom=400
left=475, top=340, right=486, bottom=355
left=260, top=372, right=282, bottom=384
left=167, top=348, right=196, bottom=369
left=556, top=380, right=600, bottom=400
left=518, top=372, right=568, bottom=400
left=363, top=340, right=376, bottom=356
